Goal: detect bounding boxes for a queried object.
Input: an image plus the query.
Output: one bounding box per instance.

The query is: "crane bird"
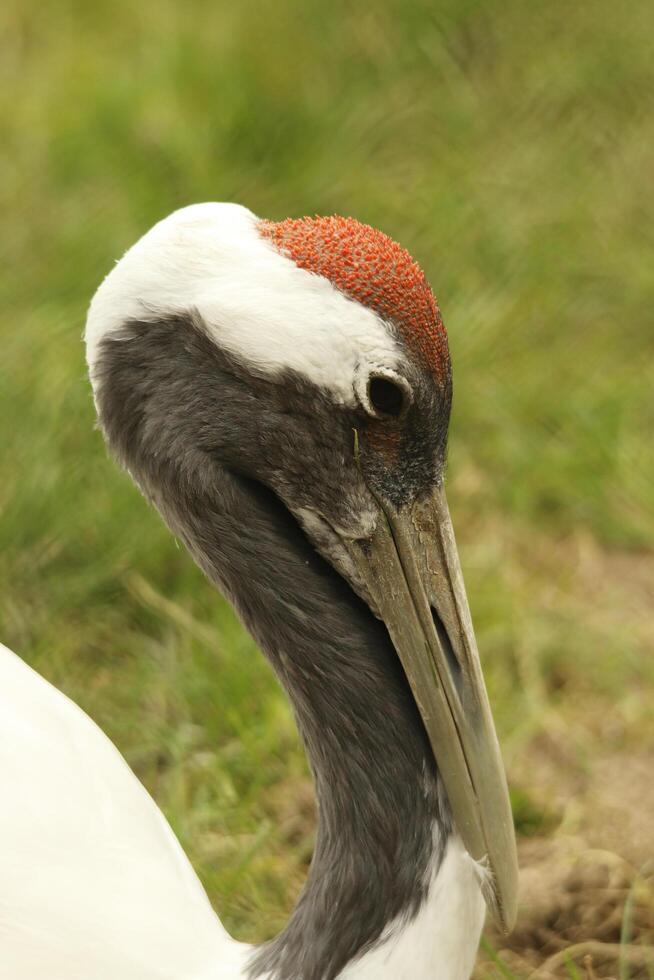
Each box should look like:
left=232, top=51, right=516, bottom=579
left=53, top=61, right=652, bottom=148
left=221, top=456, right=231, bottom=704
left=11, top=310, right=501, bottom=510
left=0, top=204, right=518, bottom=980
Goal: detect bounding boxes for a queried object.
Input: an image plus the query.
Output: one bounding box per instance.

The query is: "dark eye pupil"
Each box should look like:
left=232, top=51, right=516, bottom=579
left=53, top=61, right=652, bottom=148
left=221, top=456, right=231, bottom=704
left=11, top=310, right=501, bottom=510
left=368, top=377, right=405, bottom=417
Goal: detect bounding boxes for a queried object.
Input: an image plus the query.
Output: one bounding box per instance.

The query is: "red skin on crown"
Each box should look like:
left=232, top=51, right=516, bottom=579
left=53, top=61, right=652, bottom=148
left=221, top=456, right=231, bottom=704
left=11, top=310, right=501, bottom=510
left=259, top=215, right=450, bottom=383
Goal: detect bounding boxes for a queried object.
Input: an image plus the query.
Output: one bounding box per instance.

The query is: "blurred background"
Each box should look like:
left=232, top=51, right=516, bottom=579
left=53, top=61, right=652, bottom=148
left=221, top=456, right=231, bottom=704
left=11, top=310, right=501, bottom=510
left=1, top=1, right=653, bottom=976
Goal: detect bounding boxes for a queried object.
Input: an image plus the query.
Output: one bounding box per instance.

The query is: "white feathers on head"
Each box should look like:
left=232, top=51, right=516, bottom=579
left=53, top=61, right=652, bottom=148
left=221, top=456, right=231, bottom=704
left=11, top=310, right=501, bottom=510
left=85, top=203, right=401, bottom=405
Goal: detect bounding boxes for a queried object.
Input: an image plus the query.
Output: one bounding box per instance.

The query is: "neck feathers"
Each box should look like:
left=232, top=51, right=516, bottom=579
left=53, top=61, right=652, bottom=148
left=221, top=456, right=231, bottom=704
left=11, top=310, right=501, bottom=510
left=170, top=469, right=450, bottom=980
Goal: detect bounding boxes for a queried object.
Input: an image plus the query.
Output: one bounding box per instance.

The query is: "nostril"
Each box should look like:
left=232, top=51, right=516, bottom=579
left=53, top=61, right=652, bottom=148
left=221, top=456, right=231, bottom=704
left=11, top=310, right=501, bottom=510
left=430, top=605, right=462, bottom=695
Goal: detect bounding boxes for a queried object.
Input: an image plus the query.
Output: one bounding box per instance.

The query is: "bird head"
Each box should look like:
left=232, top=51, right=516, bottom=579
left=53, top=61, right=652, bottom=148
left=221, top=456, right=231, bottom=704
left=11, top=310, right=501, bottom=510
left=86, top=203, right=518, bottom=932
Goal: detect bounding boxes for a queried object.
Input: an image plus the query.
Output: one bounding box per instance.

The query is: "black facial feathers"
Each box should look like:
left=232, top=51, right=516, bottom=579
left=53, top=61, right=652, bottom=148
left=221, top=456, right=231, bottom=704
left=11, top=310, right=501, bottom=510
left=93, top=313, right=451, bottom=980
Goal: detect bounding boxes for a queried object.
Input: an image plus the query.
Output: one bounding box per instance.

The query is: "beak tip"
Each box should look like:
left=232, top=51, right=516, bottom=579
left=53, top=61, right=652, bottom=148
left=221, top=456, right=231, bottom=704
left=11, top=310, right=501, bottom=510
left=486, top=847, right=520, bottom=934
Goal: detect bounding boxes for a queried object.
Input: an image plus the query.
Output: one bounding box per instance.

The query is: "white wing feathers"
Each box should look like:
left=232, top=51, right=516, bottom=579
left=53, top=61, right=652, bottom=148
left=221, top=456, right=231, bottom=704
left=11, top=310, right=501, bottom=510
left=0, top=643, right=249, bottom=980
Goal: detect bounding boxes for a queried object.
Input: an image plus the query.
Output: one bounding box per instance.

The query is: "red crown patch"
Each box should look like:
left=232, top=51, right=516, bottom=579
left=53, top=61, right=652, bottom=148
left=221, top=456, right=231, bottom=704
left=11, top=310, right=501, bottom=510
left=259, top=215, right=450, bottom=382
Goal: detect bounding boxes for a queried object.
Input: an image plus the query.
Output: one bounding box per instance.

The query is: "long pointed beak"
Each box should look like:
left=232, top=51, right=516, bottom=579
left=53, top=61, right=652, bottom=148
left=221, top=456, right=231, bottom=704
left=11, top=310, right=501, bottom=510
left=344, top=484, right=518, bottom=932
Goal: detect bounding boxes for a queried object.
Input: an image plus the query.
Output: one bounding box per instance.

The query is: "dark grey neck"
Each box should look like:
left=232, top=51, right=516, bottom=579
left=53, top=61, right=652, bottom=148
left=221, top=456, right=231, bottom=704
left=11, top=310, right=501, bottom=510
left=94, top=319, right=450, bottom=980
left=153, top=470, right=448, bottom=980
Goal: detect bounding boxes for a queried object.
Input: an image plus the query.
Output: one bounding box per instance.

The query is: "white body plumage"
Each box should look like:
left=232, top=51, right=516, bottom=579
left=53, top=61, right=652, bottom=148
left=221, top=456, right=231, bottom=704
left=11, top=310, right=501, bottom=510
left=0, top=643, right=484, bottom=980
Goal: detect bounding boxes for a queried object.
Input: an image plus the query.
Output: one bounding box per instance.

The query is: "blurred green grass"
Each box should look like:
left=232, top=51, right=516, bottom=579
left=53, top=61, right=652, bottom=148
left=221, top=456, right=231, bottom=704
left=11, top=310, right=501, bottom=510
left=1, top=0, right=653, bottom=968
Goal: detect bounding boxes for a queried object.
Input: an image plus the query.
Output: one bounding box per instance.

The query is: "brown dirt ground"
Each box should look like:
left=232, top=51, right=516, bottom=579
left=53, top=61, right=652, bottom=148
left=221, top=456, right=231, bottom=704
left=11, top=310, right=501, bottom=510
left=471, top=533, right=654, bottom=977
left=475, top=749, right=654, bottom=979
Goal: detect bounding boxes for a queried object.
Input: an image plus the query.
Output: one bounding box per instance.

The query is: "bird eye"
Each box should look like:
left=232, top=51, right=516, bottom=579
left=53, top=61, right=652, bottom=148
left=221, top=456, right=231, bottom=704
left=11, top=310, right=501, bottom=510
left=367, top=376, right=407, bottom=418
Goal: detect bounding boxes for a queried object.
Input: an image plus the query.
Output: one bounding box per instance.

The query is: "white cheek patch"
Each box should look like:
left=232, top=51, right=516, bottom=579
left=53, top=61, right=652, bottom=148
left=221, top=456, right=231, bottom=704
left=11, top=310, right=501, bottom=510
left=85, top=203, right=402, bottom=405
